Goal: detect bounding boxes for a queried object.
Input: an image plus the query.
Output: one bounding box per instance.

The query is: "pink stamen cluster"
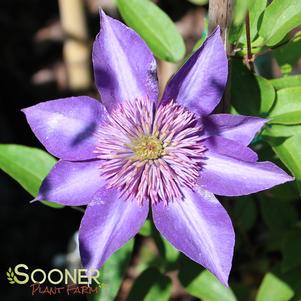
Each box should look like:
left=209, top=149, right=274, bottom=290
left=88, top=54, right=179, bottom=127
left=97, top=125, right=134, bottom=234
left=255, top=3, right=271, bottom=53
left=95, top=98, right=205, bottom=205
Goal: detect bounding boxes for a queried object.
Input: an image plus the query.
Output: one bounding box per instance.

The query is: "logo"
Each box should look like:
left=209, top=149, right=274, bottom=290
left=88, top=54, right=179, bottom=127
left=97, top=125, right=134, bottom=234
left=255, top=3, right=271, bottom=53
left=6, top=264, right=106, bottom=296
left=6, top=267, right=16, bottom=284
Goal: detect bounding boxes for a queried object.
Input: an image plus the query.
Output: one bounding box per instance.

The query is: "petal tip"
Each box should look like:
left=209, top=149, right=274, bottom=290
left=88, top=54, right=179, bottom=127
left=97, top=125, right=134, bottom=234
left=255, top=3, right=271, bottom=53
left=216, top=270, right=230, bottom=287
left=99, top=8, right=106, bottom=19
left=284, top=174, right=295, bottom=183
left=30, top=197, right=40, bottom=204
left=21, top=106, right=31, bottom=115
left=213, top=25, right=221, bottom=35
left=209, top=26, right=222, bottom=41
left=276, top=168, right=295, bottom=185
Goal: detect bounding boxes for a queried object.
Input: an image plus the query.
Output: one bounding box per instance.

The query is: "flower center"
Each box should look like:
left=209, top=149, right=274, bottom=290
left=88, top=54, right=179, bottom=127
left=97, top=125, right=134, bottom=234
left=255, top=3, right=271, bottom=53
left=95, top=98, right=205, bottom=205
left=129, top=135, right=164, bottom=160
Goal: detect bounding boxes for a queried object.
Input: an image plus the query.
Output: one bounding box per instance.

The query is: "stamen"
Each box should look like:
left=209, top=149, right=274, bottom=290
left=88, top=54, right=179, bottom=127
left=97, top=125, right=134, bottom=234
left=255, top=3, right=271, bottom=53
left=95, top=98, right=205, bottom=205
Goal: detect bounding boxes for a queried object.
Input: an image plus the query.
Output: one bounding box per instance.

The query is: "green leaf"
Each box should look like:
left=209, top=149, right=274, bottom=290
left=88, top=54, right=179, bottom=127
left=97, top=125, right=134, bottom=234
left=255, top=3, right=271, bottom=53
left=186, top=271, right=237, bottom=301
left=282, top=229, right=301, bottom=272
left=270, top=75, right=301, bottom=90
left=229, top=0, right=255, bottom=44
left=262, top=124, right=301, bottom=138
left=270, top=134, right=301, bottom=190
left=258, top=75, right=276, bottom=114
left=276, top=266, right=301, bottom=300
left=271, top=112, right=301, bottom=125
left=187, top=0, right=208, bottom=5
left=231, top=59, right=275, bottom=115
left=125, top=268, right=172, bottom=301
left=0, top=144, right=63, bottom=208
left=229, top=22, right=244, bottom=45
left=273, top=33, right=301, bottom=74
left=117, top=0, right=185, bottom=62
left=240, top=0, right=267, bottom=44
left=256, top=273, right=294, bottom=301
left=41, top=200, right=64, bottom=209
left=231, top=59, right=258, bottom=115
left=269, top=88, right=301, bottom=125
left=92, top=239, right=134, bottom=301
left=178, top=256, right=237, bottom=301
left=259, top=0, right=301, bottom=46
left=232, top=0, right=254, bottom=26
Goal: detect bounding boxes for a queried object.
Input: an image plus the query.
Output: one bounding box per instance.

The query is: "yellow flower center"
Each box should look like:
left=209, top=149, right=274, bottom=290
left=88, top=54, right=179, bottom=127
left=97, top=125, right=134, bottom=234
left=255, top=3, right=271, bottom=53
left=129, top=135, right=164, bottom=160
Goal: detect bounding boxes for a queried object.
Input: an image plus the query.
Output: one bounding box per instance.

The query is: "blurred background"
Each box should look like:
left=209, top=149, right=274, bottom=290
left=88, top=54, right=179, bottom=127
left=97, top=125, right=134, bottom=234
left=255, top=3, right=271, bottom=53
left=1, top=0, right=301, bottom=301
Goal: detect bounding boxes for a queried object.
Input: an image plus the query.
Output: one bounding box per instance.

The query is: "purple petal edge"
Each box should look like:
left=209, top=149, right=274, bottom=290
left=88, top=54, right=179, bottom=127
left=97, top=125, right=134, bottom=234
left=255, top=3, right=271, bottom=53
left=152, top=187, right=234, bottom=286
left=201, top=113, right=267, bottom=146
left=93, top=10, right=159, bottom=112
left=22, top=96, right=106, bottom=161
left=203, top=136, right=258, bottom=162
left=161, top=27, right=228, bottom=116
left=36, top=160, right=104, bottom=206
left=79, top=188, right=148, bottom=270
left=200, top=149, right=294, bottom=196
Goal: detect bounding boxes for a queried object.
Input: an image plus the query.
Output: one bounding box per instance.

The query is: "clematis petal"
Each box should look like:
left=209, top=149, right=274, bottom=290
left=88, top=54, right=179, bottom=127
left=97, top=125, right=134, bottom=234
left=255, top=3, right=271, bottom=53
left=22, top=96, right=106, bottom=161
left=93, top=10, right=159, bottom=112
left=161, top=27, right=227, bottom=116
left=201, top=114, right=266, bottom=145
left=36, top=160, right=104, bottom=205
left=152, top=186, right=234, bottom=286
left=199, top=149, right=294, bottom=196
left=79, top=189, right=148, bottom=270
left=203, top=136, right=258, bottom=162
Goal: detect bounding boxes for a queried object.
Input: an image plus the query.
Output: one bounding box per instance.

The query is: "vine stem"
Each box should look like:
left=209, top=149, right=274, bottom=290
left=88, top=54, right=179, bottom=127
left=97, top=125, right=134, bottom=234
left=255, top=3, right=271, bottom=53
left=245, top=11, right=255, bottom=73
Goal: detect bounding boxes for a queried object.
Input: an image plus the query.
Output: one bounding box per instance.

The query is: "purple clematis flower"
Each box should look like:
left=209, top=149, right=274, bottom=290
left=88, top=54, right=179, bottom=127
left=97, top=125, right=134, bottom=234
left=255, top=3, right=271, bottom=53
left=22, top=11, right=293, bottom=286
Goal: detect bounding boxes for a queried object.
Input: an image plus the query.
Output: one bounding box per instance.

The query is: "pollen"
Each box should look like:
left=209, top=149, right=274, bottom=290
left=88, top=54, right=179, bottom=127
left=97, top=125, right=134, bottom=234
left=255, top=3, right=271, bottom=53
left=129, top=135, right=164, bottom=160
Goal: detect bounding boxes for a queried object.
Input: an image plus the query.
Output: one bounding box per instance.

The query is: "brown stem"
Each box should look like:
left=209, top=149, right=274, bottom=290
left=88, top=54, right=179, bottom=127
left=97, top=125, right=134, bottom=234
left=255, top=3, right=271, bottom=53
left=208, top=0, right=233, bottom=55
left=245, top=11, right=255, bottom=73
left=208, top=0, right=233, bottom=112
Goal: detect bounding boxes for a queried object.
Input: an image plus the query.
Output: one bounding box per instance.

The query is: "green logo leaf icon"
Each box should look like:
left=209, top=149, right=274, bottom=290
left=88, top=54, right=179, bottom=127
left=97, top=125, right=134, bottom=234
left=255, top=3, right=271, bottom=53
left=6, top=267, right=16, bottom=284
